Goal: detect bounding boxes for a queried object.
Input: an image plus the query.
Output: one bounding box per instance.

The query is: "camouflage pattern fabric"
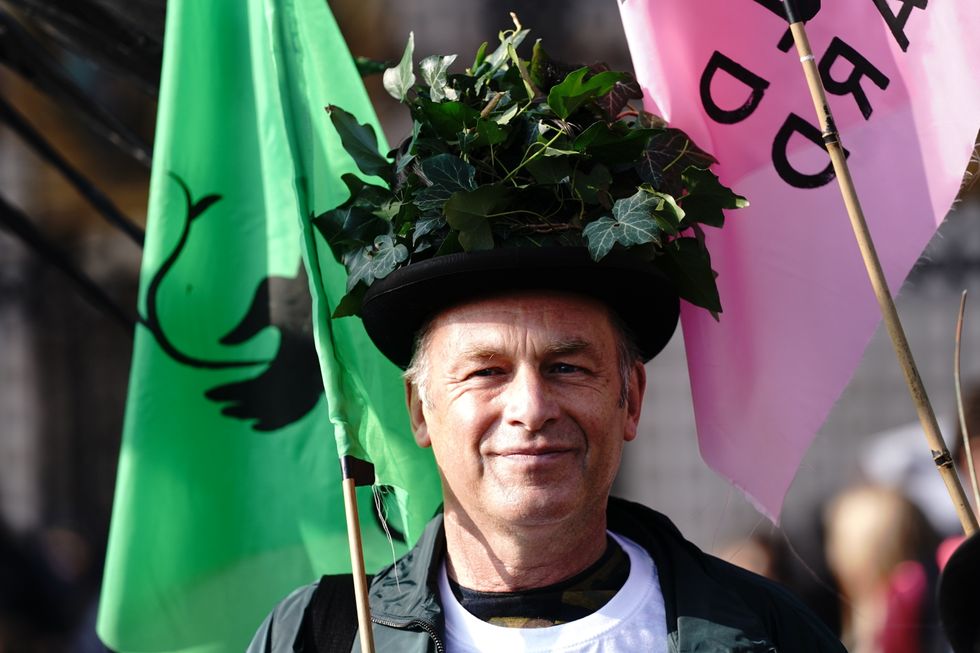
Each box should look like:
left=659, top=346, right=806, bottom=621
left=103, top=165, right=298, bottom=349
left=446, top=537, right=631, bottom=628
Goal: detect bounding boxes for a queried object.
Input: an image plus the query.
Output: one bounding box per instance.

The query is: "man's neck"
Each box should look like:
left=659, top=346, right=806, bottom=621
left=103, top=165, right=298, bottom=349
left=441, top=507, right=609, bottom=592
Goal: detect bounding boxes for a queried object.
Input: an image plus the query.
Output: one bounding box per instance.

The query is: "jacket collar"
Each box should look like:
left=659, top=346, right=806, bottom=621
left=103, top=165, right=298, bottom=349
left=368, top=512, right=446, bottom=628
left=367, top=498, right=771, bottom=648
left=607, top=497, right=772, bottom=651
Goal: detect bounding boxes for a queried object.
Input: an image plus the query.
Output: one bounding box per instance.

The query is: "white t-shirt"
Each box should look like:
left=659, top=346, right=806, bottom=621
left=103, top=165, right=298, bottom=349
left=438, top=533, right=668, bottom=653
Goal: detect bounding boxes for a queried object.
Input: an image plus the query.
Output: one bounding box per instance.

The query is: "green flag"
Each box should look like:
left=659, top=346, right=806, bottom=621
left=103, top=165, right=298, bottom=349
left=97, top=0, right=441, bottom=651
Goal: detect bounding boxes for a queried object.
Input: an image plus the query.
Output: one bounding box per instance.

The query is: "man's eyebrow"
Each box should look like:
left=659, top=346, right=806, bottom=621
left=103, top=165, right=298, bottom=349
left=456, top=345, right=501, bottom=361
left=454, top=339, right=594, bottom=360
left=545, top=339, right=594, bottom=357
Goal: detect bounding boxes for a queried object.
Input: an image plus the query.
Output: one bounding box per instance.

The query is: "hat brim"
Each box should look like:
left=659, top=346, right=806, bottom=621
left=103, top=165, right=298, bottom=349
left=360, top=247, right=680, bottom=369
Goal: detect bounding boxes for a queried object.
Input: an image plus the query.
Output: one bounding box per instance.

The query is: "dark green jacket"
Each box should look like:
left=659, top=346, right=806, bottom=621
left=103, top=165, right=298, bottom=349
left=248, top=497, right=846, bottom=652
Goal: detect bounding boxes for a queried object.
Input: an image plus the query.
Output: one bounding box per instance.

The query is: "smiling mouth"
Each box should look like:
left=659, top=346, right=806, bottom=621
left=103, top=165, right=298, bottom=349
left=494, top=449, right=577, bottom=463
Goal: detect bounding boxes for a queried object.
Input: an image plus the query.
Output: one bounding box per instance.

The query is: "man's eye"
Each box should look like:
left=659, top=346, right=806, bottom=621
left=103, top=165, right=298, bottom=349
left=550, top=362, right=581, bottom=374
left=470, top=368, right=501, bottom=378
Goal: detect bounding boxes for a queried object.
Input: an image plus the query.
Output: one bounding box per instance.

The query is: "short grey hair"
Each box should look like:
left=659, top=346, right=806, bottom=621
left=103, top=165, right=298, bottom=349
left=403, top=317, right=438, bottom=409
left=403, top=308, right=642, bottom=409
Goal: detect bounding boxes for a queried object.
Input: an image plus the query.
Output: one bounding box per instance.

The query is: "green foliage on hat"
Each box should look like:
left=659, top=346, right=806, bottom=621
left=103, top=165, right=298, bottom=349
left=316, top=19, right=747, bottom=318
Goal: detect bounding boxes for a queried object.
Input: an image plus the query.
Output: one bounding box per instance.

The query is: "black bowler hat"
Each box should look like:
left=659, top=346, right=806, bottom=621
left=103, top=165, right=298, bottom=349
left=360, top=246, right=680, bottom=369
left=938, top=532, right=980, bottom=653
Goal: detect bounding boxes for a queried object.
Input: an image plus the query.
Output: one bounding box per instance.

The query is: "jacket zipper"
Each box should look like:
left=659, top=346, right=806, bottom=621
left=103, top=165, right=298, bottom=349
left=371, top=616, right=446, bottom=653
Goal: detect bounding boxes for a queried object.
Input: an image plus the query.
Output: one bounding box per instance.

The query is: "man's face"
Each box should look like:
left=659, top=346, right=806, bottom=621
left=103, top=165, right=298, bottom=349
left=406, top=291, right=645, bottom=530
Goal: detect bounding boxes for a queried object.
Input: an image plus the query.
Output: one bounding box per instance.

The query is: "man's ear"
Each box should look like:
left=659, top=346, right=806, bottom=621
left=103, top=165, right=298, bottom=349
left=405, top=380, right=431, bottom=447
left=624, top=361, right=646, bottom=443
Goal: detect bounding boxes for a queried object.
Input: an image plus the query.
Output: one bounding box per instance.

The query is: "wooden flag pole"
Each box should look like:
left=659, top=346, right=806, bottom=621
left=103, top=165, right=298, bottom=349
left=954, top=292, right=980, bottom=511
left=341, top=457, right=377, bottom=653
left=783, top=3, right=978, bottom=535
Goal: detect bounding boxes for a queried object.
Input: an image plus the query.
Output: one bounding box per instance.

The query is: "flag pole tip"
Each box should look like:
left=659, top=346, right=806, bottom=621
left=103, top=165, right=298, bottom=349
left=341, top=455, right=376, bottom=487
left=782, top=0, right=801, bottom=24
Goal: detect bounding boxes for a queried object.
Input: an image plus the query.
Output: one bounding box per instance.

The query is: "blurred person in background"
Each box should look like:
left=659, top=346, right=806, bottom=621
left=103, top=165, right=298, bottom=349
left=0, top=513, right=101, bottom=652
left=718, top=527, right=843, bottom=637
left=824, top=485, right=941, bottom=653
left=716, top=532, right=789, bottom=582
left=0, top=519, right=72, bottom=650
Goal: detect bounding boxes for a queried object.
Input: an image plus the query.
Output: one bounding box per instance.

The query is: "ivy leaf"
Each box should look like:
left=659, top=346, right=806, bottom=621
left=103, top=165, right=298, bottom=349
left=394, top=121, right=423, bottom=175
left=680, top=167, right=748, bottom=228
left=475, top=119, right=507, bottom=146
left=638, top=111, right=668, bottom=129
left=638, top=128, right=717, bottom=196
left=413, top=215, right=446, bottom=245
left=415, top=154, right=477, bottom=212
left=474, top=28, right=529, bottom=88
left=493, top=100, right=520, bottom=126
left=343, top=246, right=377, bottom=291
left=460, top=119, right=508, bottom=152
left=571, top=164, right=612, bottom=204
left=355, top=56, right=389, bottom=78
left=573, top=123, right=654, bottom=165
left=371, top=234, right=410, bottom=278
left=445, top=184, right=507, bottom=251
left=384, top=32, right=416, bottom=101
left=420, top=153, right=477, bottom=191
left=656, top=237, right=721, bottom=316
left=417, top=98, right=481, bottom=140
left=611, top=189, right=666, bottom=230
left=548, top=67, right=626, bottom=119
left=420, top=54, right=458, bottom=102
left=315, top=206, right=382, bottom=261
left=470, top=41, right=488, bottom=73
left=332, top=284, right=368, bottom=318
left=540, top=146, right=579, bottom=157
left=582, top=190, right=662, bottom=260
left=483, top=28, right=528, bottom=71
left=529, top=40, right=577, bottom=92
left=581, top=217, right=619, bottom=260
left=313, top=174, right=391, bottom=256
left=526, top=156, right=572, bottom=185
left=435, top=231, right=463, bottom=256
left=327, top=106, right=392, bottom=184
left=342, top=234, right=409, bottom=292
left=648, top=191, right=684, bottom=235
left=590, top=64, right=644, bottom=121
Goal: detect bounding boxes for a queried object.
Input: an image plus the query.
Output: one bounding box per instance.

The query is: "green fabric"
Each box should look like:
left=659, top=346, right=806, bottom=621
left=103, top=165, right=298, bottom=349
left=97, top=1, right=441, bottom=651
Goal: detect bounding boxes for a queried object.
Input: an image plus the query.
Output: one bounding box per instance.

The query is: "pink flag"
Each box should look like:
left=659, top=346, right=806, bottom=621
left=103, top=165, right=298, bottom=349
left=619, top=0, right=980, bottom=519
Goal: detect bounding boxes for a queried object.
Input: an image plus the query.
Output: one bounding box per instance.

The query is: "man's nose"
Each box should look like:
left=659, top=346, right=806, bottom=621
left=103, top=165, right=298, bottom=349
left=502, top=366, right=561, bottom=432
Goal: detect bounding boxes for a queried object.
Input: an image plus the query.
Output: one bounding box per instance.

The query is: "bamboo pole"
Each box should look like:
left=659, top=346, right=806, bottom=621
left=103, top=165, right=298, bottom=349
left=341, top=471, right=376, bottom=653
left=783, top=5, right=978, bottom=535
left=342, top=478, right=376, bottom=653
left=954, top=291, right=980, bottom=513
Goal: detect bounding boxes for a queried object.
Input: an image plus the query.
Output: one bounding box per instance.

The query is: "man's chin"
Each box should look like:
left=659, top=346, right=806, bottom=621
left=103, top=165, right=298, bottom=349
left=489, top=488, right=590, bottom=528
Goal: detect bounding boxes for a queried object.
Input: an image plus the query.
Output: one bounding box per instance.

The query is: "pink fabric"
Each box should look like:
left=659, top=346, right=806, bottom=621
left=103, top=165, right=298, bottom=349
left=937, top=535, right=966, bottom=570
left=618, top=1, right=980, bottom=519
left=880, top=560, right=928, bottom=653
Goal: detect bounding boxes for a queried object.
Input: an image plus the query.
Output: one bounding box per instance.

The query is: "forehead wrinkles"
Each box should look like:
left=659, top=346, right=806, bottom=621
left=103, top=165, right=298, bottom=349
left=426, top=296, right=617, bottom=363
left=456, top=336, right=595, bottom=362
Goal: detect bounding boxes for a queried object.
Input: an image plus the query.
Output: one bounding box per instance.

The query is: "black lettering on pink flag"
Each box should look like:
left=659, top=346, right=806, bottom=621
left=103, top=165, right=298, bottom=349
left=700, top=51, right=771, bottom=124
left=873, top=0, right=928, bottom=52
left=752, top=0, right=822, bottom=51
left=752, top=0, right=822, bottom=22
left=818, top=37, right=890, bottom=120
left=771, top=113, right=850, bottom=189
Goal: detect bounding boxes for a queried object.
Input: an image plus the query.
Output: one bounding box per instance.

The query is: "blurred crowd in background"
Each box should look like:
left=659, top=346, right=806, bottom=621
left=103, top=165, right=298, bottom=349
left=2, top=0, right=980, bottom=650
